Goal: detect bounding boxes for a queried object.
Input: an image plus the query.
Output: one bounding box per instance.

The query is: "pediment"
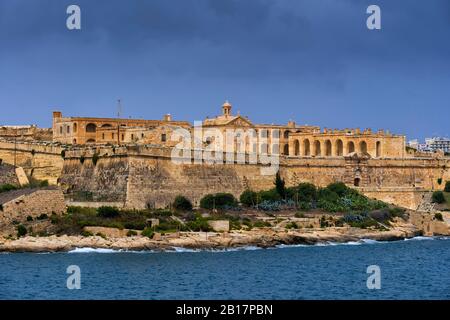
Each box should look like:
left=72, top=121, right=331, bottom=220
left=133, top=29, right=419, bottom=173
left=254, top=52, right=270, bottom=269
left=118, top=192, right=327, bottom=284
left=227, top=116, right=253, bottom=127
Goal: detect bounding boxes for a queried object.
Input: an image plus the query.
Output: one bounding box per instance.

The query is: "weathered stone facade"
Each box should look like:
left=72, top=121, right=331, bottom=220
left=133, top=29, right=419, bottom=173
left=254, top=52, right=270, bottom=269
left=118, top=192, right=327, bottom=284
left=0, top=187, right=66, bottom=224
left=52, top=111, right=190, bottom=145
left=0, top=161, right=19, bottom=186
left=0, top=140, right=64, bottom=184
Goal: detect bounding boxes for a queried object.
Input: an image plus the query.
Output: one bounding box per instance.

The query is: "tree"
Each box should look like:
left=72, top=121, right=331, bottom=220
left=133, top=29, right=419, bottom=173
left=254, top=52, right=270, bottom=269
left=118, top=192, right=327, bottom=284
left=97, top=206, right=120, bottom=218
left=240, top=190, right=258, bottom=207
left=274, top=171, right=286, bottom=198
left=444, top=181, right=450, bottom=192
left=173, top=195, right=193, bottom=211
left=432, top=191, right=445, bottom=204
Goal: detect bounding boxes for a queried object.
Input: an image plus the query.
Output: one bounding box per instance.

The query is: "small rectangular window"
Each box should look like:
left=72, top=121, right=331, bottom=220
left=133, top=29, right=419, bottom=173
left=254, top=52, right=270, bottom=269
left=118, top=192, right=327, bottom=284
left=161, top=134, right=167, bottom=142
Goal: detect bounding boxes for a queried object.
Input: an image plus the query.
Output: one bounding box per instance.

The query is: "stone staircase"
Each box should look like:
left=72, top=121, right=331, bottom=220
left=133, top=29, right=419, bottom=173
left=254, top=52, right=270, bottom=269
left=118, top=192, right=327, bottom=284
left=416, top=192, right=436, bottom=213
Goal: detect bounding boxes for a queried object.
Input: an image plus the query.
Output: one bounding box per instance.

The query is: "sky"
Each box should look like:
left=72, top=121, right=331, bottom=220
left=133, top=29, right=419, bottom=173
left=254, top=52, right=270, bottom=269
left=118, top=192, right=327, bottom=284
left=0, top=0, right=449, bottom=141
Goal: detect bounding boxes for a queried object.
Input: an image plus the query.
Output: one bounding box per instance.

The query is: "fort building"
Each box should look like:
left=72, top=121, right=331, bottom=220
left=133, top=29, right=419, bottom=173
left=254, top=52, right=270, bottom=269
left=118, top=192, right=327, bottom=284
left=52, top=111, right=191, bottom=145
left=51, top=101, right=405, bottom=160
left=0, top=100, right=448, bottom=211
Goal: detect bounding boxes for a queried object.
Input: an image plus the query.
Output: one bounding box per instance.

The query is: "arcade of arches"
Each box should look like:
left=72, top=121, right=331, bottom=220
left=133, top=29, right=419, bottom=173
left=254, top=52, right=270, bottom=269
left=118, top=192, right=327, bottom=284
left=286, top=132, right=405, bottom=158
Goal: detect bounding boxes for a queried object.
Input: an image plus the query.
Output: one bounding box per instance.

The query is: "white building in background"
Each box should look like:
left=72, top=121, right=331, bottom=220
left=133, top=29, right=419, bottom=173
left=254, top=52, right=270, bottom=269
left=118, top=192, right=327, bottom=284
left=409, top=137, right=450, bottom=153
left=425, top=137, right=450, bottom=153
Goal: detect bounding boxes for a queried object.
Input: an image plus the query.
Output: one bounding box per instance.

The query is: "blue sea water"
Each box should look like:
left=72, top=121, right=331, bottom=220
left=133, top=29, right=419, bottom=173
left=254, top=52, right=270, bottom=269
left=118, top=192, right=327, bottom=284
left=0, top=237, right=449, bottom=300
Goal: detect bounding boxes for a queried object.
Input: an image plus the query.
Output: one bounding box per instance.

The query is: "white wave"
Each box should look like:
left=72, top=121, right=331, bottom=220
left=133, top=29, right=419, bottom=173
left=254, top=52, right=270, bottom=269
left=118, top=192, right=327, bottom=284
left=169, top=246, right=263, bottom=253
left=169, top=247, right=201, bottom=253
left=404, top=236, right=434, bottom=241
left=68, top=247, right=123, bottom=253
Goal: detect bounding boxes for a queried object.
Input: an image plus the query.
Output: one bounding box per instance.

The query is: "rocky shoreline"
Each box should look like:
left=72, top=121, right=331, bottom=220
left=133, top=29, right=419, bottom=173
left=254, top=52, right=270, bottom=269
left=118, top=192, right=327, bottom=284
left=0, top=225, right=423, bottom=253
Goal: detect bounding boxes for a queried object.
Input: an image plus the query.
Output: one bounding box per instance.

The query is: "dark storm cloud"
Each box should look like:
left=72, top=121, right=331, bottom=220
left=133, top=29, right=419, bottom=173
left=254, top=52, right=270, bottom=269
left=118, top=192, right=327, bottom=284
left=0, top=0, right=449, bottom=140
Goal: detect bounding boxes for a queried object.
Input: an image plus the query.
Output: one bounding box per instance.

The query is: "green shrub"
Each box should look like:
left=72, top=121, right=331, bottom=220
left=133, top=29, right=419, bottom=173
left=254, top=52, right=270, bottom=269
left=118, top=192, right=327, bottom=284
left=123, top=222, right=146, bottom=230
left=26, top=216, right=33, bottom=222
left=285, top=221, right=299, bottom=229
left=37, top=214, right=48, bottom=220
left=325, top=182, right=350, bottom=197
left=96, top=232, right=107, bottom=239
left=445, top=181, right=450, bottom=192
left=39, top=180, right=49, bottom=187
left=127, top=230, right=138, bottom=237
left=185, top=214, right=212, bottom=232
left=432, top=191, right=446, bottom=204
left=17, top=225, right=27, bottom=237
left=434, top=213, right=444, bottom=221
left=199, top=193, right=238, bottom=209
left=286, top=183, right=317, bottom=202
left=0, top=184, right=18, bottom=193
left=253, top=220, right=271, bottom=228
left=240, top=190, right=258, bottom=207
left=97, top=206, right=120, bottom=218
left=81, top=230, right=93, bottom=237
left=141, top=227, right=154, bottom=239
left=258, top=188, right=281, bottom=202
left=297, top=201, right=312, bottom=211
left=172, top=195, right=193, bottom=211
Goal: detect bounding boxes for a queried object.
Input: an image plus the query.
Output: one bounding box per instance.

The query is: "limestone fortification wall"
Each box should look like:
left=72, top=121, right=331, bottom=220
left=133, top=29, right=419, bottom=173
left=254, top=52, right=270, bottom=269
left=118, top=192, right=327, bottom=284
left=0, top=162, right=19, bottom=186
left=1, top=140, right=450, bottom=210
left=0, top=139, right=64, bottom=184
left=0, top=188, right=66, bottom=224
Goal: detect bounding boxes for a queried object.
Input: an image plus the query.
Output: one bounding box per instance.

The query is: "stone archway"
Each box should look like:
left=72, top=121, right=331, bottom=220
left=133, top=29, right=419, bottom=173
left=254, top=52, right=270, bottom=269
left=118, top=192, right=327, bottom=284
left=336, top=139, right=343, bottom=156
left=303, top=139, right=311, bottom=156
left=360, top=141, right=368, bottom=154
left=283, top=144, right=289, bottom=155
left=314, top=140, right=321, bottom=156
left=347, top=141, right=355, bottom=154
left=294, top=140, right=300, bottom=156
left=325, top=140, right=332, bottom=156
left=86, top=123, right=97, bottom=133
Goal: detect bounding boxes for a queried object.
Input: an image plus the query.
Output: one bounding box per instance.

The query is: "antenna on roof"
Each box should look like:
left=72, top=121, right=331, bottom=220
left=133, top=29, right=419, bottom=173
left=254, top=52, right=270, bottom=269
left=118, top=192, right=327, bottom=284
left=117, top=99, right=122, bottom=118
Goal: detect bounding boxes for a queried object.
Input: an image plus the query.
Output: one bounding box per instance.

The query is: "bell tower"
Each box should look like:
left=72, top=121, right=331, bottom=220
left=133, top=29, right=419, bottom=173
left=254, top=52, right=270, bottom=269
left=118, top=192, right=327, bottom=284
left=222, top=100, right=232, bottom=117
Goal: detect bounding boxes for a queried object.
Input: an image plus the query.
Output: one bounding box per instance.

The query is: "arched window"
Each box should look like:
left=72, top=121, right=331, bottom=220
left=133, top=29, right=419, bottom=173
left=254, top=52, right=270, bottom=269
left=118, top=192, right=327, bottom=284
left=347, top=141, right=355, bottom=154
left=294, top=140, right=300, bottom=156
left=283, top=144, right=289, bottom=155
left=86, top=139, right=96, bottom=144
left=283, top=131, right=289, bottom=139
left=86, top=123, right=97, bottom=133
left=314, top=140, right=321, bottom=156
left=325, top=140, right=332, bottom=156
left=73, top=123, right=77, bottom=133
left=360, top=141, right=367, bottom=154
left=303, top=139, right=310, bottom=156
left=376, top=141, right=381, bottom=157
left=336, top=139, right=343, bottom=156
